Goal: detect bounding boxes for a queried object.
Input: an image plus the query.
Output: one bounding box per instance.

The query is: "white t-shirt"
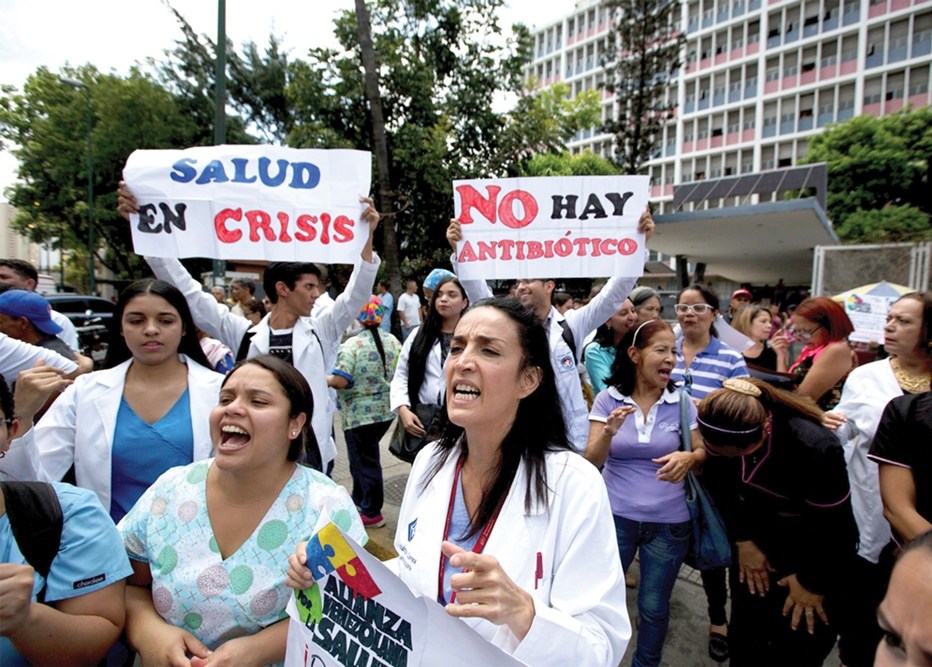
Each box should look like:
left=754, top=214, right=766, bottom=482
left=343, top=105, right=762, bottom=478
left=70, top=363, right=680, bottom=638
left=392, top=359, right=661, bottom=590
left=397, top=292, right=422, bottom=327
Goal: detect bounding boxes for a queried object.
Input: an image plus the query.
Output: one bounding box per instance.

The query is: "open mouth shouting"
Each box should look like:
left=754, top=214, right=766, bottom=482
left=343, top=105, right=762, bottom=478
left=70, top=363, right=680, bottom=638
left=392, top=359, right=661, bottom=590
left=452, top=383, right=481, bottom=402
left=219, top=424, right=250, bottom=451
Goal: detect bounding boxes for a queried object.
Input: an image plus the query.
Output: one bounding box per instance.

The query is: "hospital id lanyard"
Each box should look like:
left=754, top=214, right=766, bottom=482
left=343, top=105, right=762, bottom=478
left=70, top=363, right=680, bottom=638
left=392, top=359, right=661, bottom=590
left=437, top=454, right=503, bottom=605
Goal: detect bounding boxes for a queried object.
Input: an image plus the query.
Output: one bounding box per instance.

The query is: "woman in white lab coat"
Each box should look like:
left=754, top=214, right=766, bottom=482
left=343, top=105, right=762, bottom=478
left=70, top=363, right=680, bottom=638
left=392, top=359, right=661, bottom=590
left=290, top=297, right=630, bottom=666
left=0, top=279, right=223, bottom=522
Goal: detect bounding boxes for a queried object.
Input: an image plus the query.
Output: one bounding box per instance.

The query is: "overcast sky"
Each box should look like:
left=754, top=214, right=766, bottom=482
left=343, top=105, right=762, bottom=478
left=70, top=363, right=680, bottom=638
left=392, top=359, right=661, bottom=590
left=0, top=0, right=573, bottom=201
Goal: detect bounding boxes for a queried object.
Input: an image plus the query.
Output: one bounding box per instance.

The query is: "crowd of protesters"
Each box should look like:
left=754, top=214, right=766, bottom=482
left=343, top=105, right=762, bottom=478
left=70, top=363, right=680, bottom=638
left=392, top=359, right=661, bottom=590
left=0, top=186, right=930, bottom=667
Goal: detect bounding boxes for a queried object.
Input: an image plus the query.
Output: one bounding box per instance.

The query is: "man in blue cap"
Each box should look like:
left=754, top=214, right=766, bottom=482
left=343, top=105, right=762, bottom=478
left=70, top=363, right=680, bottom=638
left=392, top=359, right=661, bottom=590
left=0, top=289, right=76, bottom=361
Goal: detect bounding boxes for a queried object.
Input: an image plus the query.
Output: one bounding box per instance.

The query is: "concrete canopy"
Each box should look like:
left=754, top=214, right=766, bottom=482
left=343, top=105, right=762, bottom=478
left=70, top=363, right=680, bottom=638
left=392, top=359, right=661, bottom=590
left=651, top=198, right=839, bottom=284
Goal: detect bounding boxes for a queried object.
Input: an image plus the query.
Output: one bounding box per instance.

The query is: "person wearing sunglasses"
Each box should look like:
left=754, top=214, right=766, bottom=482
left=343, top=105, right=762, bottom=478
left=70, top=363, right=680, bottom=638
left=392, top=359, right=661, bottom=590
left=671, top=283, right=749, bottom=662
left=788, top=296, right=855, bottom=411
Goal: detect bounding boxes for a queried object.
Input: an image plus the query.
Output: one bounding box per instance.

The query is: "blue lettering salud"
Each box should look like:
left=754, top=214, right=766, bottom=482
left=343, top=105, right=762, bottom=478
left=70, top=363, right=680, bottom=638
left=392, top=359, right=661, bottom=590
left=169, top=156, right=321, bottom=189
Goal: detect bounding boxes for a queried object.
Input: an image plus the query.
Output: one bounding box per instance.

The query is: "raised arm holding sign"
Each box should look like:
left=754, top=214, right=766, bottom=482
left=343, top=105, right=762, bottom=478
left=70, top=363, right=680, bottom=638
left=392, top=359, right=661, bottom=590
left=445, top=176, right=654, bottom=451
left=118, top=146, right=382, bottom=472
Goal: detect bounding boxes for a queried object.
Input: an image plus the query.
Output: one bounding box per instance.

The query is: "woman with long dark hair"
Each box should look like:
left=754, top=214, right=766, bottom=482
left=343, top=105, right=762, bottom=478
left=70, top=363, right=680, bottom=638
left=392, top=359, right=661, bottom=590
left=390, top=275, right=468, bottom=443
left=121, top=355, right=363, bottom=665
left=291, top=297, right=630, bottom=666
left=330, top=296, right=402, bottom=527
left=698, top=378, right=858, bottom=666
left=585, top=319, right=705, bottom=667
left=0, top=279, right=224, bottom=523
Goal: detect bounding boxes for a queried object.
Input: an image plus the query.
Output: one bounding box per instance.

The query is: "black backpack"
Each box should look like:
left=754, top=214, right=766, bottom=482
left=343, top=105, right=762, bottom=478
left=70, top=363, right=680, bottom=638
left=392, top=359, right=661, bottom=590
left=0, top=481, right=63, bottom=602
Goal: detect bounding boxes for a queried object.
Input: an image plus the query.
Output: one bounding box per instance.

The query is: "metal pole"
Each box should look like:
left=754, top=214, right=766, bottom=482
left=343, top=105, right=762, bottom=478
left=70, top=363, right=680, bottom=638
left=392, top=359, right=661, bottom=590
left=85, top=87, right=95, bottom=294
left=212, top=0, right=227, bottom=285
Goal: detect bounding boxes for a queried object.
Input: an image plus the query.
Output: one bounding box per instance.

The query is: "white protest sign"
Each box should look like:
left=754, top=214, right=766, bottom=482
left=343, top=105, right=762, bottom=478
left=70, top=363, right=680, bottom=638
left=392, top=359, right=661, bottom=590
left=284, top=523, right=525, bottom=667
left=123, top=145, right=371, bottom=262
left=451, top=175, right=649, bottom=280
left=842, top=293, right=898, bottom=344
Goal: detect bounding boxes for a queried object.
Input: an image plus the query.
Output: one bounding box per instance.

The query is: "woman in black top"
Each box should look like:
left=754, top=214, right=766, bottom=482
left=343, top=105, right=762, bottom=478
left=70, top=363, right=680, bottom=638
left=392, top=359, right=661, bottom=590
left=698, top=378, right=858, bottom=667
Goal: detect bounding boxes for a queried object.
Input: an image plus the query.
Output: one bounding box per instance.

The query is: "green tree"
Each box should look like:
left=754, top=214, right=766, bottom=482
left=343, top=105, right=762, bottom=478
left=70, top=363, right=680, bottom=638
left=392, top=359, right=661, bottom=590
left=801, top=107, right=932, bottom=242
left=0, top=66, right=201, bottom=285
left=285, top=0, right=535, bottom=281
left=602, top=0, right=683, bottom=173
left=836, top=205, right=931, bottom=244
left=498, top=83, right=602, bottom=174
left=520, top=150, right=621, bottom=176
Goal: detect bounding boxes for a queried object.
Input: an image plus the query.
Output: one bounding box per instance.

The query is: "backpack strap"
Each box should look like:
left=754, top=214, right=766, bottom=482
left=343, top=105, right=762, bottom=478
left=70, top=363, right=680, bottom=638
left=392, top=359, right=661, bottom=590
left=558, top=319, right=578, bottom=364
left=0, top=481, right=63, bottom=601
left=236, top=330, right=256, bottom=362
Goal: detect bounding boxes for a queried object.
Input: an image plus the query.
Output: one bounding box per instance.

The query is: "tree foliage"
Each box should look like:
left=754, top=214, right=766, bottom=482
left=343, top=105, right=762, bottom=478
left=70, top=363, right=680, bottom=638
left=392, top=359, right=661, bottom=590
left=602, top=0, right=683, bottom=173
left=520, top=150, right=620, bottom=176
left=0, top=66, right=202, bottom=285
left=801, top=107, right=932, bottom=243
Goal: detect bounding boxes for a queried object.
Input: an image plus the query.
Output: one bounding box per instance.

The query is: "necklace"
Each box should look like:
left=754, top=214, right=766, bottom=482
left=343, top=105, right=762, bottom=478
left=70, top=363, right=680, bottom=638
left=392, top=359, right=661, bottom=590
left=891, top=357, right=931, bottom=394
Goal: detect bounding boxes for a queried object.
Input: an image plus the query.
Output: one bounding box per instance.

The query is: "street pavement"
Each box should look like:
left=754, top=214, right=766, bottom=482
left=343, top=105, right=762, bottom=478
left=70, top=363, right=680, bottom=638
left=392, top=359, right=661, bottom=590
left=331, top=416, right=841, bottom=666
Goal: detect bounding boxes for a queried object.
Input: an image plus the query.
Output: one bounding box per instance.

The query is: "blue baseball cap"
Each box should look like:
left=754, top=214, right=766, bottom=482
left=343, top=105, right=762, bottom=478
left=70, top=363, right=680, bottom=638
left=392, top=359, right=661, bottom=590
left=0, top=289, right=63, bottom=335
left=423, top=268, right=456, bottom=292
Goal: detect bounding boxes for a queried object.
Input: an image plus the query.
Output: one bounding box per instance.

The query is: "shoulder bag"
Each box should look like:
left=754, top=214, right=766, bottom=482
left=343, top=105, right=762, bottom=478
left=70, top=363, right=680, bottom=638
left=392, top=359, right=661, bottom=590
left=679, top=391, right=733, bottom=571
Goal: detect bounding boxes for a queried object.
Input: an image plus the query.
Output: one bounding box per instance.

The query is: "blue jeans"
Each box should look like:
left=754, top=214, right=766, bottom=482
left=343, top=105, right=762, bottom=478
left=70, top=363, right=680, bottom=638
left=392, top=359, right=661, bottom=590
left=343, top=420, right=392, bottom=517
left=614, top=514, right=691, bottom=667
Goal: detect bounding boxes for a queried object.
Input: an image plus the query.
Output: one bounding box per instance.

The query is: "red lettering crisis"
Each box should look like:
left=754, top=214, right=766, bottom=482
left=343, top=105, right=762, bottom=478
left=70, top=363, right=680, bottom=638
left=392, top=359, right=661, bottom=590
left=214, top=208, right=356, bottom=245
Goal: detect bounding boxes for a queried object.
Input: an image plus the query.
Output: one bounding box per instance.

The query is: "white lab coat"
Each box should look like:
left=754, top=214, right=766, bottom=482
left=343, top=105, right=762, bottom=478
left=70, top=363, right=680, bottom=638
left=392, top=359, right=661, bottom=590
left=0, top=355, right=223, bottom=513
left=145, top=255, right=379, bottom=470
left=453, top=268, right=637, bottom=450
left=834, top=359, right=899, bottom=563
left=392, top=443, right=630, bottom=667
left=389, top=329, right=444, bottom=412
left=0, top=331, right=78, bottom=384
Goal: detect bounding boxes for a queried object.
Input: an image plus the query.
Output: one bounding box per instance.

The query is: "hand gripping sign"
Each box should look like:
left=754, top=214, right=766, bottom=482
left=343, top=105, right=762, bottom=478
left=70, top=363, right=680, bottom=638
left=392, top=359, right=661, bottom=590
left=285, top=523, right=526, bottom=667
left=123, top=145, right=372, bottom=263
left=452, top=175, right=650, bottom=280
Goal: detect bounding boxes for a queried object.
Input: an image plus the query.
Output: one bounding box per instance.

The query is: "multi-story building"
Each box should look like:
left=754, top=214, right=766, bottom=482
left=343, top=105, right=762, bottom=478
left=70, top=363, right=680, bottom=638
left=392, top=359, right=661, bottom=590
left=527, top=0, right=932, bottom=215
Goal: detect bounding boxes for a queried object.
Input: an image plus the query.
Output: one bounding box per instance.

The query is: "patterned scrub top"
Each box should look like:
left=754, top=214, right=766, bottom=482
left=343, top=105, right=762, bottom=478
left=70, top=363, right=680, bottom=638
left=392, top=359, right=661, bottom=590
left=118, top=459, right=366, bottom=654
left=332, top=328, right=402, bottom=429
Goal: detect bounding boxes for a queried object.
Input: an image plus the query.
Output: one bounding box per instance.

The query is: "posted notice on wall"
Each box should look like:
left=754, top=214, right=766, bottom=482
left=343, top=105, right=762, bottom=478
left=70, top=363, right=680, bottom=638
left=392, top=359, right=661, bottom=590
left=123, top=145, right=372, bottom=263
left=451, top=175, right=650, bottom=280
left=284, top=523, right=525, bottom=667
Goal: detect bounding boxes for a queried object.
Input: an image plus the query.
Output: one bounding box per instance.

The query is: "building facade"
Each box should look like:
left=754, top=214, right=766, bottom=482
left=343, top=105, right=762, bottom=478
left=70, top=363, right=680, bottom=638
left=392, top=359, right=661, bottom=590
left=527, top=0, right=932, bottom=214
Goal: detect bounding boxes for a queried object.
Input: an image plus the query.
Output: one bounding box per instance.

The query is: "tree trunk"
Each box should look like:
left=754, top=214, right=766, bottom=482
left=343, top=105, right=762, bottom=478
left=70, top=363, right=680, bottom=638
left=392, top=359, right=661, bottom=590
left=354, top=0, right=402, bottom=295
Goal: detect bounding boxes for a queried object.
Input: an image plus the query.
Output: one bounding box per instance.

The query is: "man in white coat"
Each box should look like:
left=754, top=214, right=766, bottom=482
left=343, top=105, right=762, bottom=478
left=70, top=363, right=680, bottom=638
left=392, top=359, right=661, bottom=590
left=445, top=211, right=654, bottom=451
left=119, top=189, right=381, bottom=473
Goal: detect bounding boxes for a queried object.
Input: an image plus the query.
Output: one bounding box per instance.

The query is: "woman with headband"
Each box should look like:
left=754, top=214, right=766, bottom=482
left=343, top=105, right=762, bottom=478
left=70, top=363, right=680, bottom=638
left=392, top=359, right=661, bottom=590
left=697, top=377, right=858, bottom=667
left=585, top=319, right=705, bottom=667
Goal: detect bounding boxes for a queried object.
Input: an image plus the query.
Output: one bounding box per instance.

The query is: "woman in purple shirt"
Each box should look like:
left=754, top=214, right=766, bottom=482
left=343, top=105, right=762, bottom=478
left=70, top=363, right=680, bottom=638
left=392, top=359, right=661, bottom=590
left=586, top=320, right=707, bottom=667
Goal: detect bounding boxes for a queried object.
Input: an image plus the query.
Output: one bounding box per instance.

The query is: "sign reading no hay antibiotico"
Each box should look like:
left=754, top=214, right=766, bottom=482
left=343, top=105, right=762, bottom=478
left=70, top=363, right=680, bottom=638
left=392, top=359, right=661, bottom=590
left=123, top=145, right=372, bottom=263
left=452, top=175, right=650, bottom=280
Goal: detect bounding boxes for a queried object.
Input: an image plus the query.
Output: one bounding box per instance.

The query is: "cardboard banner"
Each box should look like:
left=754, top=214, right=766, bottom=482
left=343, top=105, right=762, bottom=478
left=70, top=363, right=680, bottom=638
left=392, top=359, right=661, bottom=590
left=284, top=523, right=525, bottom=667
left=123, top=145, right=372, bottom=262
left=843, top=293, right=899, bottom=344
left=451, top=175, right=649, bottom=280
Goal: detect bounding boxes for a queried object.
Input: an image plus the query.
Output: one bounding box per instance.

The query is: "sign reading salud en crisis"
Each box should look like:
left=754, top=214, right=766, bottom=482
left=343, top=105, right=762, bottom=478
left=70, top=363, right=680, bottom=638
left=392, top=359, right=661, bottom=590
left=123, top=145, right=371, bottom=263
left=452, top=175, right=650, bottom=280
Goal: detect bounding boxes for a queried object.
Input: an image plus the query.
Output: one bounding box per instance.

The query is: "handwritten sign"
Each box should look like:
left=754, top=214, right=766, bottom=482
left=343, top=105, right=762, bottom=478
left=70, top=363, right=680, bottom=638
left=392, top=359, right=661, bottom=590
left=123, top=145, right=371, bottom=262
left=285, top=523, right=525, bottom=667
left=451, top=175, right=649, bottom=280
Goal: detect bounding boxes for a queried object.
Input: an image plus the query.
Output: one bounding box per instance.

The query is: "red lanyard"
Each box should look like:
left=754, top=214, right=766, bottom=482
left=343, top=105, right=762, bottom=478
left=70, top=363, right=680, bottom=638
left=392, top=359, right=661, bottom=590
left=437, top=454, right=503, bottom=604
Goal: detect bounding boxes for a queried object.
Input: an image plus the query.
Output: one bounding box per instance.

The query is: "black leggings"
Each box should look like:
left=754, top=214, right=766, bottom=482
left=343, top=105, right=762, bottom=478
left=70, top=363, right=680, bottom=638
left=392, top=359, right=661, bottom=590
left=701, top=566, right=729, bottom=627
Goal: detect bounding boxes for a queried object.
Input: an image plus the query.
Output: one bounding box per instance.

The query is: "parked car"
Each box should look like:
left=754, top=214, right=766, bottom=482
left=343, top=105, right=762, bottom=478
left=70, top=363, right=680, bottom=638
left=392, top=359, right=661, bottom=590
left=45, top=295, right=115, bottom=368
left=45, top=294, right=115, bottom=327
